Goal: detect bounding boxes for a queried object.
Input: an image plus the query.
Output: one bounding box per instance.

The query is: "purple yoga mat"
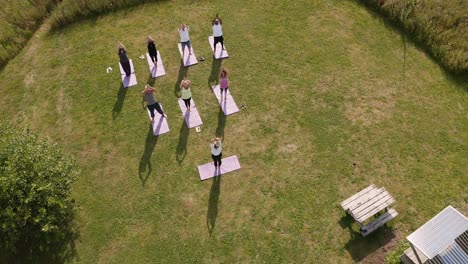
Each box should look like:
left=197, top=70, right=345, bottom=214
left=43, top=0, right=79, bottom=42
left=197, top=155, right=241, bottom=180
left=146, top=106, right=170, bottom=136
left=177, top=43, right=198, bottom=66
left=208, top=36, right=229, bottom=59
left=177, top=98, right=203, bottom=128
left=119, top=59, right=137, bottom=88
left=212, top=85, right=239, bottom=115
left=146, top=51, right=166, bottom=78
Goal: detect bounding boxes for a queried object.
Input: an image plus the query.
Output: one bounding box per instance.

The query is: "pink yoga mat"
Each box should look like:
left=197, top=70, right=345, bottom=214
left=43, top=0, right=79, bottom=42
left=177, top=43, right=198, bottom=66
left=208, top=36, right=229, bottom=59
left=146, top=51, right=166, bottom=78
left=212, top=85, right=239, bottom=115
left=197, top=155, right=241, bottom=180
left=146, top=106, right=170, bottom=136
left=119, top=59, right=137, bottom=88
left=177, top=98, right=203, bottom=128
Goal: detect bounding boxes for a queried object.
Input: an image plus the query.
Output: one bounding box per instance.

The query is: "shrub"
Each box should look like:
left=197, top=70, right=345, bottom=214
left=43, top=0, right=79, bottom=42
left=359, top=0, right=468, bottom=74
left=0, top=123, right=77, bottom=263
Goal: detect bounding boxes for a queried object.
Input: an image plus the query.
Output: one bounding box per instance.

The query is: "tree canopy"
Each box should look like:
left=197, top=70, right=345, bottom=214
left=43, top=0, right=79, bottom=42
left=0, top=123, right=77, bottom=263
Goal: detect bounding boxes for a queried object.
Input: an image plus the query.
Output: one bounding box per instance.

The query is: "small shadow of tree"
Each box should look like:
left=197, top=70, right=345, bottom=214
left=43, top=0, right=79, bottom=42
left=0, top=216, right=79, bottom=264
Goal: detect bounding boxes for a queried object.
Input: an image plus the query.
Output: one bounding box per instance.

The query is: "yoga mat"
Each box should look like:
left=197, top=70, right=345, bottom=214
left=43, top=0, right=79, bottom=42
left=119, top=59, right=137, bottom=88
left=208, top=36, right=229, bottom=59
left=146, top=105, right=170, bottom=136
left=197, top=155, right=241, bottom=180
left=177, top=43, right=198, bottom=66
left=146, top=51, right=166, bottom=78
left=177, top=98, right=203, bottom=128
left=212, top=85, right=239, bottom=115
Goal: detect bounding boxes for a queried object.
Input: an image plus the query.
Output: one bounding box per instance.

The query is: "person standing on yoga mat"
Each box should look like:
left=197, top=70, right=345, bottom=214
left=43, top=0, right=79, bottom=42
left=178, top=23, right=191, bottom=57
left=118, top=43, right=131, bottom=77
left=210, top=137, right=223, bottom=168
left=147, top=36, right=158, bottom=66
left=180, top=78, right=192, bottom=112
left=212, top=13, right=225, bottom=54
left=142, top=84, right=167, bottom=120
left=219, top=68, right=229, bottom=100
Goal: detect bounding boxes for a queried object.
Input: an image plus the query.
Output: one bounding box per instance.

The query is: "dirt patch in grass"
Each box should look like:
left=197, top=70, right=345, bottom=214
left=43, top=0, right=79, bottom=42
left=360, top=230, right=402, bottom=264
left=23, top=71, right=35, bottom=86
left=98, top=221, right=153, bottom=262
left=344, top=84, right=397, bottom=126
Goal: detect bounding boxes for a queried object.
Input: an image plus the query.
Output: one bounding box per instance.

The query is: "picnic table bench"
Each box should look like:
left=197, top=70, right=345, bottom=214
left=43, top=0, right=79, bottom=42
left=341, top=184, right=398, bottom=237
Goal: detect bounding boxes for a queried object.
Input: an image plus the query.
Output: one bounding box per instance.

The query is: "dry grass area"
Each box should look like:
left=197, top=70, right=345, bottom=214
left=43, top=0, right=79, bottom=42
left=0, top=0, right=466, bottom=263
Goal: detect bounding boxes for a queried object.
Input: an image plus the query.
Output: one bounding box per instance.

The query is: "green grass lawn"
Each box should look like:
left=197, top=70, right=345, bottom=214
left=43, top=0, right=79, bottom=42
left=0, top=0, right=466, bottom=262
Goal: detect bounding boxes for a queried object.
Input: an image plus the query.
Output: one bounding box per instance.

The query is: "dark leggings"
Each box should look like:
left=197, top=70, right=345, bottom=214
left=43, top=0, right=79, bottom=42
left=147, top=102, right=164, bottom=118
left=183, top=98, right=191, bottom=108
left=149, top=52, right=157, bottom=64
left=220, top=87, right=228, bottom=95
left=181, top=41, right=192, bottom=53
left=120, top=60, right=131, bottom=76
left=212, top=153, right=222, bottom=167
left=213, top=36, right=224, bottom=50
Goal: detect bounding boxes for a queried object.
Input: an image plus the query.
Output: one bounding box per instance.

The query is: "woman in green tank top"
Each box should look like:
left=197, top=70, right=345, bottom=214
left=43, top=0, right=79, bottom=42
left=180, top=78, right=192, bottom=112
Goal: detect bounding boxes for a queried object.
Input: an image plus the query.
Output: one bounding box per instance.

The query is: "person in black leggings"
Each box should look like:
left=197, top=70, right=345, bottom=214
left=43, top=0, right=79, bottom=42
left=210, top=137, right=223, bottom=168
left=118, top=43, right=131, bottom=76
left=180, top=78, right=192, bottom=112
left=147, top=36, right=158, bottom=66
left=142, top=84, right=167, bottom=120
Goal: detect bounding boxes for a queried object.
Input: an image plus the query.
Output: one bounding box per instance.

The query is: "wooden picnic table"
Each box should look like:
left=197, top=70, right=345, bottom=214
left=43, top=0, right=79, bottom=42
left=341, top=184, right=398, bottom=236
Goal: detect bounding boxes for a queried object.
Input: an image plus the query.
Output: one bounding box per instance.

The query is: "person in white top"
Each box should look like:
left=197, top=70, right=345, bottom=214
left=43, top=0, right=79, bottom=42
left=178, top=23, right=192, bottom=56
left=212, top=13, right=225, bottom=54
left=210, top=137, right=223, bottom=168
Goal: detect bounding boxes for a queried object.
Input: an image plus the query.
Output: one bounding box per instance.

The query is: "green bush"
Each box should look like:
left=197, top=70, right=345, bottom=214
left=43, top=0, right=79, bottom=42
left=0, top=123, right=77, bottom=263
left=359, top=0, right=468, bottom=74
left=0, top=0, right=59, bottom=67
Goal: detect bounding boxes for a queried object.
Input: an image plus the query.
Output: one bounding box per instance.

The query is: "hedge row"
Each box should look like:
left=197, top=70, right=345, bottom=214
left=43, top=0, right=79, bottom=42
left=360, top=0, right=468, bottom=74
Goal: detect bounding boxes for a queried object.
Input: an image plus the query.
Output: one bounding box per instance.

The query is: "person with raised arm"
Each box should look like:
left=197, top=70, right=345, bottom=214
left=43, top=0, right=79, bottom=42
left=142, top=84, right=167, bottom=121
left=180, top=78, right=193, bottom=112
left=212, top=13, right=225, bottom=54
left=118, top=42, right=131, bottom=77
left=210, top=137, right=223, bottom=168
left=219, top=68, right=229, bottom=100
left=178, top=23, right=192, bottom=57
left=147, top=36, right=158, bottom=66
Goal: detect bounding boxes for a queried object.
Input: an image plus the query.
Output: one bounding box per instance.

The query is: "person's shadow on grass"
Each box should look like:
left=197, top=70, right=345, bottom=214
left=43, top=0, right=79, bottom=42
left=138, top=124, right=159, bottom=186
left=112, top=84, right=127, bottom=119
left=176, top=120, right=189, bottom=165
left=215, top=107, right=226, bottom=138
left=174, top=61, right=188, bottom=97
left=147, top=74, right=156, bottom=87
left=207, top=176, right=221, bottom=236
left=208, top=58, right=222, bottom=89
